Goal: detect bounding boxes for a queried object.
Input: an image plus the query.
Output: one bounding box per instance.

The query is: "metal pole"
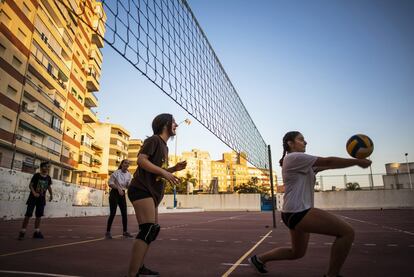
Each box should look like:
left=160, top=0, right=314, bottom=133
left=173, top=134, right=178, bottom=208
left=369, top=165, right=374, bottom=190
left=405, top=153, right=413, bottom=190
left=268, top=145, right=276, bottom=228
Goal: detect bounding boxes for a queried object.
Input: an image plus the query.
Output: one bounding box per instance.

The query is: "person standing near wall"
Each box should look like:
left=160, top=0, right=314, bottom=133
left=106, top=159, right=133, bottom=239
left=18, top=161, right=53, bottom=240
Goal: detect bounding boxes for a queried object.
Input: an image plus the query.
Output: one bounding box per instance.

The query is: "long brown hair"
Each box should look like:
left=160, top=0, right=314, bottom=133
left=118, top=159, right=129, bottom=170
left=279, top=131, right=301, bottom=167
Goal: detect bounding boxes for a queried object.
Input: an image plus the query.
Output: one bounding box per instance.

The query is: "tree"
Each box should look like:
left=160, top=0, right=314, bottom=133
left=234, top=177, right=269, bottom=194
left=345, top=182, right=361, bottom=191
left=165, top=172, right=197, bottom=194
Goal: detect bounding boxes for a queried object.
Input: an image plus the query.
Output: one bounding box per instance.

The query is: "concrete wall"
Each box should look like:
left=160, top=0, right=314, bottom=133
left=159, top=194, right=261, bottom=211
left=276, top=190, right=414, bottom=210
left=0, top=168, right=260, bottom=220
left=0, top=168, right=129, bottom=220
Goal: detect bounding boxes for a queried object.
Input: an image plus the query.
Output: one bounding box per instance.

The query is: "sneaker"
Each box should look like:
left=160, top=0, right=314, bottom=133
left=105, top=231, right=112, bottom=239
left=18, top=231, right=25, bottom=240
left=33, top=231, right=44, bottom=239
left=137, top=264, right=160, bottom=276
left=123, top=231, right=133, bottom=238
left=248, top=255, right=268, bottom=274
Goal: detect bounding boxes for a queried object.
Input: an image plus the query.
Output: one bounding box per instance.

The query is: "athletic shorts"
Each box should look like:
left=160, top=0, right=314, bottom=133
left=128, top=186, right=152, bottom=203
left=281, top=208, right=311, bottom=230
left=25, top=196, right=46, bottom=218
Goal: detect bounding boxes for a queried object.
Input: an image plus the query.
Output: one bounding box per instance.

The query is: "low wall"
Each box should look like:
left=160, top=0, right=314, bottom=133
left=0, top=169, right=260, bottom=220
left=160, top=194, right=261, bottom=211
left=276, top=190, right=414, bottom=210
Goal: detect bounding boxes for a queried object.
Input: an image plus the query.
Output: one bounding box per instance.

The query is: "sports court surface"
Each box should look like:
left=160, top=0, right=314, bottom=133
left=0, top=210, right=413, bottom=276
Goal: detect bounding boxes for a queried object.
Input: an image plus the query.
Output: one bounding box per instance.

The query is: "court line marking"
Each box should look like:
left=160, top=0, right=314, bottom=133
left=340, top=215, right=414, bottom=236
left=0, top=214, right=248, bottom=258
left=0, top=270, right=81, bottom=277
left=221, top=263, right=249, bottom=267
left=221, top=230, right=272, bottom=277
left=0, top=235, right=122, bottom=258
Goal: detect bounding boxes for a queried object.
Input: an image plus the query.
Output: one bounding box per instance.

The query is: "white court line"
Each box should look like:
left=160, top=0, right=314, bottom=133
left=387, top=244, right=398, bottom=247
left=364, top=243, right=376, bottom=246
left=0, top=233, right=127, bottom=257
left=0, top=270, right=81, bottom=277
left=221, top=230, right=272, bottom=277
left=340, top=215, right=414, bottom=236
left=221, top=263, right=249, bottom=267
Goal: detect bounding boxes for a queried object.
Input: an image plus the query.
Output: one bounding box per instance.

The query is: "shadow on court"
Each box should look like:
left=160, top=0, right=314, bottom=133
left=0, top=210, right=413, bottom=276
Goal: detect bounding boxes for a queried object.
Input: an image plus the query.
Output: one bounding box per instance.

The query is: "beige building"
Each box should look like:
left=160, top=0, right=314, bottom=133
left=211, top=160, right=229, bottom=192
left=171, top=149, right=211, bottom=190
left=247, top=166, right=278, bottom=190
left=93, top=122, right=130, bottom=177
left=127, top=138, right=143, bottom=174
left=0, top=0, right=106, bottom=188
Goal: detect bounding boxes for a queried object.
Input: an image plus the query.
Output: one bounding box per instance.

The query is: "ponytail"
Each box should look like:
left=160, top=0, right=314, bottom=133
left=279, top=150, right=287, bottom=167
left=279, top=131, right=301, bottom=167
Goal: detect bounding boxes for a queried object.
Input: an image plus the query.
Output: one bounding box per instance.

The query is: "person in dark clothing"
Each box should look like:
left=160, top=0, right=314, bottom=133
left=127, top=114, right=187, bottom=277
left=18, top=161, right=53, bottom=240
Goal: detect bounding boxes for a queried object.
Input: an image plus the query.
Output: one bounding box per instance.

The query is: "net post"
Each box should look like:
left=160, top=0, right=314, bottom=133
left=268, top=145, right=276, bottom=228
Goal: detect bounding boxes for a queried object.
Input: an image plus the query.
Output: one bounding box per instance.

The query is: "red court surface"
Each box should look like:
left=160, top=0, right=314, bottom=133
left=0, top=210, right=413, bottom=276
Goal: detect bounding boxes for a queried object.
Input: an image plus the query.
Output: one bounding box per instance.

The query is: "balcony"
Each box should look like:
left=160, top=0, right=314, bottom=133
left=83, top=108, right=98, bottom=123
left=84, top=92, right=98, bottom=108
left=16, top=134, right=60, bottom=156
left=28, top=52, right=68, bottom=94
left=91, top=19, right=105, bottom=48
left=86, top=68, right=100, bottom=92
left=25, top=76, right=65, bottom=112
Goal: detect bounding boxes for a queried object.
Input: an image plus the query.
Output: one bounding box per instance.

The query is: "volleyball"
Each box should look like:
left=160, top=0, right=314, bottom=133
left=346, top=134, right=374, bottom=159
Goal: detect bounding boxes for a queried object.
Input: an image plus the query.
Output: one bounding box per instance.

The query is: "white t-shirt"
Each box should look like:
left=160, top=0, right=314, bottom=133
left=282, top=152, right=318, bottom=213
left=109, top=169, right=132, bottom=190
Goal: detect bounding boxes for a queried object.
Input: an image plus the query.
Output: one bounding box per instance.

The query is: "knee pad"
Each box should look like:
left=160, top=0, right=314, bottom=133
left=136, top=223, right=160, bottom=244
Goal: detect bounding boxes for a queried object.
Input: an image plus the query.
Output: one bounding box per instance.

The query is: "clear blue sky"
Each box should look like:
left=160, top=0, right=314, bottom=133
left=97, top=0, right=414, bottom=178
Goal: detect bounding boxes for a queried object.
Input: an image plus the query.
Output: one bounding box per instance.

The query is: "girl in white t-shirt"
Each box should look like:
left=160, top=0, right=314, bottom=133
left=249, top=131, right=371, bottom=277
left=105, top=159, right=132, bottom=239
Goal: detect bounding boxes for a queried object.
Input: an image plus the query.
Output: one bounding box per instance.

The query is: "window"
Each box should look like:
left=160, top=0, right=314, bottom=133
left=53, top=168, right=59, bottom=179
left=51, top=116, right=62, bottom=132
left=17, top=28, right=27, bottom=42
left=12, top=56, right=23, bottom=68
left=81, top=134, right=92, bottom=147
left=0, top=116, right=12, bottom=131
left=48, top=136, right=62, bottom=153
left=6, top=85, right=18, bottom=98
left=0, top=43, right=5, bottom=55
left=36, top=105, right=52, bottom=124
left=62, top=146, right=70, bottom=157
left=0, top=11, right=11, bottom=26
left=22, top=2, right=31, bottom=15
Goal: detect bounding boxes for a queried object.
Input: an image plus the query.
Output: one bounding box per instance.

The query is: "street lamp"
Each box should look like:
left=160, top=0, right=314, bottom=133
left=173, top=118, right=191, bottom=208
left=405, top=153, right=412, bottom=190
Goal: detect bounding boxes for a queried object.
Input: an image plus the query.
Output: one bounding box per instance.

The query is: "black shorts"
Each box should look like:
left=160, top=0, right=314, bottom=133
left=128, top=186, right=152, bottom=203
left=281, top=208, right=311, bottom=230
left=25, top=196, right=46, bottom=218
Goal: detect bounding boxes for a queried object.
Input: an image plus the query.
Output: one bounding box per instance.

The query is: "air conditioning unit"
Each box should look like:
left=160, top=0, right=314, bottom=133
left=26, top=102, right=39, bottom=113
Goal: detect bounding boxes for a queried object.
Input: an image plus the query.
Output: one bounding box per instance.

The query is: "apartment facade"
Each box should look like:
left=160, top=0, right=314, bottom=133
left=0, top=0, right=106, bottom=187
left=127, top=138, right=143, bottom=174
left=93, top=122, right=130, bottom=177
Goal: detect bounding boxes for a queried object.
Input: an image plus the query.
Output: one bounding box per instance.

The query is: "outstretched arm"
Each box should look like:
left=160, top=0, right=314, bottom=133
left=314, top=157, right=371, bottom=171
